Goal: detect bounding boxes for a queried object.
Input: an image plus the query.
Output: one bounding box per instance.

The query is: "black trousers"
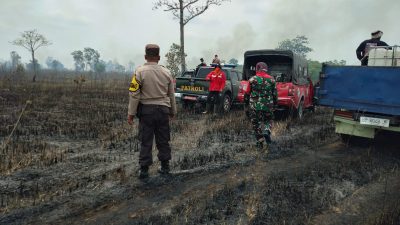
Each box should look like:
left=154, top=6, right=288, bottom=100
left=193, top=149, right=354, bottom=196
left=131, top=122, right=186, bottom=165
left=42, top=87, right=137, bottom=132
left=206, top=91, right=221, bottom=112
left=138, top=105, right=171, bottom=167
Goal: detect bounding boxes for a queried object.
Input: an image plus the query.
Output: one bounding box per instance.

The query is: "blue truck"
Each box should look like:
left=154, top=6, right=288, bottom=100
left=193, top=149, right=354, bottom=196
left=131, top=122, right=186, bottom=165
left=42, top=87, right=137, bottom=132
left=317, top=46, right=400, bottom=140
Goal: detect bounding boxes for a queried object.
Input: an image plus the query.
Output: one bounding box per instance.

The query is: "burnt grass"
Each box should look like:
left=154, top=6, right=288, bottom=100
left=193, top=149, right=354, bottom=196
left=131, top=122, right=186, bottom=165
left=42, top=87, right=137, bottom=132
left=1, top=80, right=400, bottom=225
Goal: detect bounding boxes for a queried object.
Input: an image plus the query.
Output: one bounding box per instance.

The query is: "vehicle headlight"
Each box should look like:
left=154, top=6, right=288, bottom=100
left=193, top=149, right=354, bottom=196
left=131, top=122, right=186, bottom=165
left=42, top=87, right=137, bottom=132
left=175, top=93, right=182, bottom=98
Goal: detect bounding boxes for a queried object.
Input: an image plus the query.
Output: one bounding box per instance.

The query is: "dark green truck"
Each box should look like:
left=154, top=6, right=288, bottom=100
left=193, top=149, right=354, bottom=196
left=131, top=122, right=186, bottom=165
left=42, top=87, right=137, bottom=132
left=174, top=65, right=244, bottom=113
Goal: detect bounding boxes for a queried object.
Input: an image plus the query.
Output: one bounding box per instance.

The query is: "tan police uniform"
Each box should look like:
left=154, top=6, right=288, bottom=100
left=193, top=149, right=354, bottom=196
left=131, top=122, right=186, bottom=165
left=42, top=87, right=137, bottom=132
left=128, top=61, right=177, bottom=167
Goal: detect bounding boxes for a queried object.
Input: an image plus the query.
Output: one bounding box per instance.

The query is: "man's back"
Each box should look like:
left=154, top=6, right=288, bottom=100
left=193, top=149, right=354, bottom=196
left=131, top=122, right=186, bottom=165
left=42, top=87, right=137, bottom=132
left=135, top=62, right=174, bottom=107
left=249, top=73, right=276, bottom=111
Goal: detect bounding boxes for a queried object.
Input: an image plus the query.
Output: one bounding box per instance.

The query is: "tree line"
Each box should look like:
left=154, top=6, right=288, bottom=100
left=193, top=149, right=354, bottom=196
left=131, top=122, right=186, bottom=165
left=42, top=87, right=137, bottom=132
left=2, top=30, right=136, bottom=82
left=4, top=27, right=346, bottom=83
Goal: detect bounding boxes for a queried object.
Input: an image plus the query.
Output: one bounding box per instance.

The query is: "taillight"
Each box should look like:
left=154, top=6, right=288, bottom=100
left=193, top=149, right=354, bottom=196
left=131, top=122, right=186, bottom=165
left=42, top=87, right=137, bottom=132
left=334, top=110, right=353, bottom=119
left=239, top=82, right=249, bottom=94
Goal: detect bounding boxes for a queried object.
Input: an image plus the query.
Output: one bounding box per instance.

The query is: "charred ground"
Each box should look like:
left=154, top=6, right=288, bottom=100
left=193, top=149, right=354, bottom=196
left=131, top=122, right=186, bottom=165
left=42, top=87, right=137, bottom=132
left=0, top=81, right=399, bottom=225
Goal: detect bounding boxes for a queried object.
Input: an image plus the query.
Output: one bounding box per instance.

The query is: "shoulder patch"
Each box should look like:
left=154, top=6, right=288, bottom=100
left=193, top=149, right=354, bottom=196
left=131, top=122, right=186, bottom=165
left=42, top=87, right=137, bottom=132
left=129, top=74, right=140, bottom=92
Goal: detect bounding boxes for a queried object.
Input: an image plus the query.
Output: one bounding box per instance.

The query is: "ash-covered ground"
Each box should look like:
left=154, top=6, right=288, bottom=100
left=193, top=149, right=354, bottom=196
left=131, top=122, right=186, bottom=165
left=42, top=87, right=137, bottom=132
left=0, top=83, right=399, bottom=225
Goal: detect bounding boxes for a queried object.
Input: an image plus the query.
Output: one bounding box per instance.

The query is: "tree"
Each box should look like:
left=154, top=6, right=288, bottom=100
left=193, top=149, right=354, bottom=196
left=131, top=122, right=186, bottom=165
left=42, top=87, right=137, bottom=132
left=46, top=57, right=64, bottom=71
left=228, top=58, right=238, bottom=65
left=11, top=29, right=51, bottom=82
left=94, top=60, right=106, bottom=73
left=324, top=59, right=346, bottom=66
left=153, top=0, right=230, bottom=72
left=26, top=59, right=41, bottom=71
left=83, top=48, right=100, bottom=72
left=10, top=51, right=21, bottom=72
left=165, top=43, right=186, bottom=77
left=276, top=35, right=313, bottom=58
left=71, top=50, right=85, bottom=72
left=127, top=61, right=136, bottom=73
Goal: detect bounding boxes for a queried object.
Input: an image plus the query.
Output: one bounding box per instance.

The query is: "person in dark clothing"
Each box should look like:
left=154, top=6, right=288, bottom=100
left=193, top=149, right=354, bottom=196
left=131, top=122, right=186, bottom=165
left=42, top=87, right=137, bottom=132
left=195, top=58, right=207, bottom=75
left=197, top=58, right=207, bottom=67
left=356, top=30, right=389, bottom=66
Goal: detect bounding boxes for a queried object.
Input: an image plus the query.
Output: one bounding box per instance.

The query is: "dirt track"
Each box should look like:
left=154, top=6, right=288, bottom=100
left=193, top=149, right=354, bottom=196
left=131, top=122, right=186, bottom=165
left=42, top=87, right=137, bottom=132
left=0, top=84, right=399, bottom=225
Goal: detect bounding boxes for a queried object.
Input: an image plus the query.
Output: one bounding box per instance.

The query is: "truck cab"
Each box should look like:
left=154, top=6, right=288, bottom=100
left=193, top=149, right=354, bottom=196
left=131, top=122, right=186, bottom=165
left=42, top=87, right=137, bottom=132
left=241, top=50, right=314, bottom=119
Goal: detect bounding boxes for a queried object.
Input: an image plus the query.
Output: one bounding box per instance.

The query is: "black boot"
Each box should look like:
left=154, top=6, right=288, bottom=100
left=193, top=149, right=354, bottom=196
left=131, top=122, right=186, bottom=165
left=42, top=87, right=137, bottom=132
left=158, top=161, right=170, bottom=175
left=256, top=141, right=263, bottom=150
left=139, top=166, right=149, bottom=179
left=264, top=132, right=272, bottom=144
left=263, top=128, right=272, bottom=144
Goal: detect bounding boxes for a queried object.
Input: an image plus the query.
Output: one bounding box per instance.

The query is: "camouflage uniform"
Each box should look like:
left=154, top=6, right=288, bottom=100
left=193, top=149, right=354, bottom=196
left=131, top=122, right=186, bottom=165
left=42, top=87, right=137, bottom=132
left=249, top=63, right=277, bottom=147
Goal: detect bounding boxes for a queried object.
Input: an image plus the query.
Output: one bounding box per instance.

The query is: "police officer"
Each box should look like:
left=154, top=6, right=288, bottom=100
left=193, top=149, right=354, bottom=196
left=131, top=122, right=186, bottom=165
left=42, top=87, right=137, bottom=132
left=356, top=30, right=389, bottom=66
left=248, top=62, right=277, bottom=149
left=128, top=44, right=177, bottom=179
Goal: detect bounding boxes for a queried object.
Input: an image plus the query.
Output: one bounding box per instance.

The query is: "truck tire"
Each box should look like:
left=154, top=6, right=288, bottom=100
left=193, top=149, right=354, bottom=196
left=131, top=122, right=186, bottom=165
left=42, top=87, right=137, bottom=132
left=292, top=99, right=304, bottom=119
left=220, top=93, right=232, bottom=114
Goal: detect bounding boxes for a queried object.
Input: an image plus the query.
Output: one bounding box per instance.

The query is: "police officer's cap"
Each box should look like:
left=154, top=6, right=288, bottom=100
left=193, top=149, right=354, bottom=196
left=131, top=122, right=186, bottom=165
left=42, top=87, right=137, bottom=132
left=145, top=44, right=160, bottom=57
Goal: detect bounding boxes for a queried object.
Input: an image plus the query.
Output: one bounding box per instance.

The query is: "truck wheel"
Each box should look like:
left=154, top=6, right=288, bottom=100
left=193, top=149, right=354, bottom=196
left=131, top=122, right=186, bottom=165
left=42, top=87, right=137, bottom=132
left=340, top=134, right=371, bottom=146
left=221, top=94, right=232, bottom=113
left=340, top=134, right=351, bottom=143
left=292, top=100, right=304, bottom=119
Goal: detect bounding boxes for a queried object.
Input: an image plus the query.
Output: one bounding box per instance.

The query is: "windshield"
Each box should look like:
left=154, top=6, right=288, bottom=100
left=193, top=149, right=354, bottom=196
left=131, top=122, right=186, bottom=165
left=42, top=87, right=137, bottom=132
left=243, top=55, right=293, bottom=82
left=178, top=71, right=194, bottom=78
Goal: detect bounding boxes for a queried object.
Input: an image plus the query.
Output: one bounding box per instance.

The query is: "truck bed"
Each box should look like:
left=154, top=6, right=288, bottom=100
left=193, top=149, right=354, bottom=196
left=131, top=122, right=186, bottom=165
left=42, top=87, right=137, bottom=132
left=318, top=65, right=400, bottom=116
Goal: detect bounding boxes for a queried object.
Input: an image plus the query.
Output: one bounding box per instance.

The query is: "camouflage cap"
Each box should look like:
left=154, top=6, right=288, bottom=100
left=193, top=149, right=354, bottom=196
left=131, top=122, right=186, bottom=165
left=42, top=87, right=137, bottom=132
left=145, top=44, right=160, bottom=57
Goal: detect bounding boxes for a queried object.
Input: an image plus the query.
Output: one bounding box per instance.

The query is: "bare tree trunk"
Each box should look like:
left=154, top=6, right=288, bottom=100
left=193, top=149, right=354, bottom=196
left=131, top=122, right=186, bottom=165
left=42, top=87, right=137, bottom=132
left=31, top=50, right=36, bottom=82
left=179, top=0, right=186, bottom=72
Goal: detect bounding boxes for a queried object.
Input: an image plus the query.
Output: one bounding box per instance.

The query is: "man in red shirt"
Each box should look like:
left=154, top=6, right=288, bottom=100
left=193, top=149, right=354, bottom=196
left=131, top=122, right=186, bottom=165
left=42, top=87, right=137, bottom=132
left=203, top=64, right=226, bottom=114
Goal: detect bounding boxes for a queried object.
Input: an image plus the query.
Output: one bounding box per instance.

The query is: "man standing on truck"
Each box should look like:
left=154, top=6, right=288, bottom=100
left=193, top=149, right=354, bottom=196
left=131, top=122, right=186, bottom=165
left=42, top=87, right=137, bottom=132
left=127, top=44, right=177, bottom=179
left=202, top=64, right=226, bottom=114
left=249, top=62, right=277, bottom=149
left=195, top=58, right=207, bottom=75
left=197, top=58, right=207, bottom=67
left=356, top=30, right=389, bottom=66
left=212, top=54, right=221, bottom=64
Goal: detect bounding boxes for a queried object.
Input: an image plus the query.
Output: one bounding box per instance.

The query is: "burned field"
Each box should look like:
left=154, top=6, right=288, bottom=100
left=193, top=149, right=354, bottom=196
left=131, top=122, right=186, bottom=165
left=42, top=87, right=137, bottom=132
left=0, top=81, right=399, bottom=225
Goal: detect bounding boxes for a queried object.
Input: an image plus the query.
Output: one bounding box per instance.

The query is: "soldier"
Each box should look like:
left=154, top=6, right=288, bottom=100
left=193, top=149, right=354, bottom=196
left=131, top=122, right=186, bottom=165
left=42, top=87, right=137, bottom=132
left=127, top=44, right=177, bottom=179
left=248, top=62, right=277, bottom=149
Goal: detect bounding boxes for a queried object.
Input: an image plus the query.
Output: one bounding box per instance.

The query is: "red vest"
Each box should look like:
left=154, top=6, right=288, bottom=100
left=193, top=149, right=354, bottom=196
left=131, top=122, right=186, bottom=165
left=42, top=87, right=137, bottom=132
left=206, top=70, right=226, bottom=92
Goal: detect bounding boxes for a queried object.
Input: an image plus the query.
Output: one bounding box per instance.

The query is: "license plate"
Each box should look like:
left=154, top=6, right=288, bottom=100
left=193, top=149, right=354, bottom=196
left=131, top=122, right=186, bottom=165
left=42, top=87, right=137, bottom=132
left=360, top=116, right=390, bottom=127
left=183, top=96, right=197, bottom=101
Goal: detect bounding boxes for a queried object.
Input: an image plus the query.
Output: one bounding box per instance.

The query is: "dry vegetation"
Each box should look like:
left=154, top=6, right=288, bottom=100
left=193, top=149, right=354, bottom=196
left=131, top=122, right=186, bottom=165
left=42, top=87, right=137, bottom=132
left=0, top=76, right=399, bottom=225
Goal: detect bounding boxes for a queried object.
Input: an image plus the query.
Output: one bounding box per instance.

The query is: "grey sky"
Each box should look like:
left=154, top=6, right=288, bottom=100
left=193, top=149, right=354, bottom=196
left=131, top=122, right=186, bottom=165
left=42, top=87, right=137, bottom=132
left=1, top=0, right=399, bottom=69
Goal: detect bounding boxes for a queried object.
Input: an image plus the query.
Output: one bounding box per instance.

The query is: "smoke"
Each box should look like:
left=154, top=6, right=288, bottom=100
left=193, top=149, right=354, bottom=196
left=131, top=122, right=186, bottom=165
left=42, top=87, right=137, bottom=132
left=195, top=22, right=256, bottom=66
left=257, top=0, right=400, bottom=63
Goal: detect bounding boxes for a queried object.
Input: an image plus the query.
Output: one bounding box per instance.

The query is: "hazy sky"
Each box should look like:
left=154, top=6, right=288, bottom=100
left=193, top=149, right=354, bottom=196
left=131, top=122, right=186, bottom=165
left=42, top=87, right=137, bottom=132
left=1, top=0, right=399, bottom=69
